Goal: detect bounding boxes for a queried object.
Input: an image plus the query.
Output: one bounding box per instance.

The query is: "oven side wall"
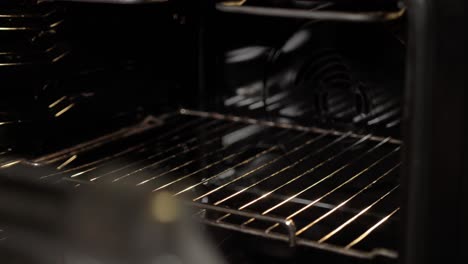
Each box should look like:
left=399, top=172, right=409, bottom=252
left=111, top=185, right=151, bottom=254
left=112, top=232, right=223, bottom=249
left=403, top=0, right=468, bottom=263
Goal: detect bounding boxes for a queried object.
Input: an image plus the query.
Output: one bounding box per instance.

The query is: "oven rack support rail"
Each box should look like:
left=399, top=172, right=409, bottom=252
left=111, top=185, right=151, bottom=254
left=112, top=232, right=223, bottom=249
left=217, top=0, right=406, bottom=22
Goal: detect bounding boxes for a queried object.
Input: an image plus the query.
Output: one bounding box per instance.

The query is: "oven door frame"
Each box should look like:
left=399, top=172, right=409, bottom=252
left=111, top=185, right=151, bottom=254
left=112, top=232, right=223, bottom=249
left=403, top=0, right=468, bottom=263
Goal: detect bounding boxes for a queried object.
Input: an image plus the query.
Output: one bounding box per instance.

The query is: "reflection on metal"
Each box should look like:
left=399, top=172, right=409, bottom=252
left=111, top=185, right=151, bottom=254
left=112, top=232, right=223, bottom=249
left=57, top=155, right=77, bottom=170
left=217, top=3, right=406, bottom=23
left=0, top=121, right=18, bottom=126
left=222, top=0, right=247, bottom=7
left=0, top=160, right=22, bottom=169
left=0, top=9, right=57, bottom=18
left=55, top=103, right=75, bottom=117
left=0, top=45, right=69, bottom=67
left=0, top=3, right=67, bottom=68
left=296, top=164, right=400, bottom=235
left=34, top=114, right=169, bottom=166
left=346, top=208, right=400, bottom=249
left=71, top=167, right=97, bottom=178
left=265, top=143, right=398, bottom=233
left=49, top=96, right=67, bottom=109
left=0, top=19, right=64, bottom=31
left=282, top=30, right=311, bottom=53
left=226, top=47, right=268, bottom=64
left=319, top=186, right=399, bottom=243
left=49, top=19, right=64, bottom=29
left=51, top=50, right=70, bottom=63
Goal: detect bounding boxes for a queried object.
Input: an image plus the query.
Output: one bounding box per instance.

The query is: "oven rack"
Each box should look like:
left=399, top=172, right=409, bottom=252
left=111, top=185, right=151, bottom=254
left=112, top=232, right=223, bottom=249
left=0, top=8, right=62, bottom=32
left=0, top=4, right=67, bottom=67
left=216, top=0, right=406, bottom=22
left=1, top=109, right=401, bottom=260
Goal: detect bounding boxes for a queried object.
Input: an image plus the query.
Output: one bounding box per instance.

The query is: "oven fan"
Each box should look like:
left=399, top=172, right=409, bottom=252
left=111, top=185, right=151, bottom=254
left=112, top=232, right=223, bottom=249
left=294, top=48, right=376, bottom=121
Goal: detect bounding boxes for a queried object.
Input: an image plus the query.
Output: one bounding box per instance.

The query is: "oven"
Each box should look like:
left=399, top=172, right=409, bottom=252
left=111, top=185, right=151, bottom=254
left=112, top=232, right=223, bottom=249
left=0, top=0, right=466, bottom=263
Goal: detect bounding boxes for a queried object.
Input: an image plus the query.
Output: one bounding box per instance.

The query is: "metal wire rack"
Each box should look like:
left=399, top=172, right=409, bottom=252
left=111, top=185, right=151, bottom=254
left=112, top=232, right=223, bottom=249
left=217, top=0, right=406, bottom=22
left=1, top=109, right=401, bottom=260
left=0, top=4, right=67, bottom=67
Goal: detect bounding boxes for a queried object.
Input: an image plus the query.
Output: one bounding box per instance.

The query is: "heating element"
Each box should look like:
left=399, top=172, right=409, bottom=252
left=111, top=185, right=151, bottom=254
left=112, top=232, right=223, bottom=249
left=0, top=109, right=401, bottom=260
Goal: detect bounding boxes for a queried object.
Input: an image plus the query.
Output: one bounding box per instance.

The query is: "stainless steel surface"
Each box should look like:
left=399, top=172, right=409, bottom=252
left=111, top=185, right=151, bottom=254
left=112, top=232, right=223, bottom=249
left=1, top=109, right=401, bottom=260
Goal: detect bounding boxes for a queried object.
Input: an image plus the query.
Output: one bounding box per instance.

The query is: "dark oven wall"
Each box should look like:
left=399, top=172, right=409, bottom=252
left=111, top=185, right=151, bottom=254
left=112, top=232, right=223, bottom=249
left=0, top=1, right=406, bottom=157
left=0, top=2, right=408, bottom=264
left=206, top=11, right=406, bottom=138
left=0, top=1, right=194, bottom=156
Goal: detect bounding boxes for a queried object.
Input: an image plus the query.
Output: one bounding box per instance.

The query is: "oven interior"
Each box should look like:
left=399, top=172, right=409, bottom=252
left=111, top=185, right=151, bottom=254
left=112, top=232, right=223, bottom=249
left=0, top=1, right=406, bottom=263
